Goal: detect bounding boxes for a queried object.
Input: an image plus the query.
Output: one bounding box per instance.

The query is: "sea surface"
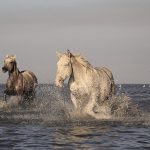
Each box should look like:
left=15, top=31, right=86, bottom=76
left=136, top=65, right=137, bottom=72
left=0, top=84, right=150, bottom=150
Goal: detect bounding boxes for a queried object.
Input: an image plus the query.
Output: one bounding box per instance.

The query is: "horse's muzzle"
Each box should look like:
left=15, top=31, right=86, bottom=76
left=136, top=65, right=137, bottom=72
left=55, top=78, right=64, bottom=88
left=2, top=67, right=8, bottom=73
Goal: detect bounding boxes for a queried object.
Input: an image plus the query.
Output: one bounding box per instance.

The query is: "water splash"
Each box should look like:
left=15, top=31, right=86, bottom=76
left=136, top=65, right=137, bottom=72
left=0, top=84, right=149, bottom=127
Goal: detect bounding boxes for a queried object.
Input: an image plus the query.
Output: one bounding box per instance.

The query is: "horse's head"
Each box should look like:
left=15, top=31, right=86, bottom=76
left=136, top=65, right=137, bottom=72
left=2, top=55, right=17, bottom=73
left=55, top=50, right=73, bottom=87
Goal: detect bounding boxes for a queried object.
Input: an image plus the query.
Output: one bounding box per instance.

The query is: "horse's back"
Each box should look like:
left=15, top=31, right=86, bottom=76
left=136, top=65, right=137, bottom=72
left=95, top=67, right=113, bottom=80
left=21, top=70, right=38, bottom=85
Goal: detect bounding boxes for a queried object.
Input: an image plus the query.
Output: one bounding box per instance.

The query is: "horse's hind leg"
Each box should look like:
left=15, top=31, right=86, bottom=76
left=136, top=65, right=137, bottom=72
left=26, top=90, right=36, bottom=105
left=32, top=89, right=36, bottom=100
left=84, top=93, right=111, bottom=119
left=4, top=93, right=7, bottom=101
left=84, top=101, right=100, bottom=119
left=83, top=94, right=99, bottom=118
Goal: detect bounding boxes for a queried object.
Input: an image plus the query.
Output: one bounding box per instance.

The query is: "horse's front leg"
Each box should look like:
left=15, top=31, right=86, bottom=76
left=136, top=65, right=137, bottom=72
left=71, top=93, right=78, bottom=109
left=15, top=84, right=24, bottom=105
left=3, top=89, right=10, bottom=101
left=83, top=92, right=101, bottom=118
left=70, top=82, right=79, bottom=109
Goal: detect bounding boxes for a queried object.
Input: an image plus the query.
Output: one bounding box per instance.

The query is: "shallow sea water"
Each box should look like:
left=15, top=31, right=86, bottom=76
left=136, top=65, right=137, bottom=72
left=0, top=84, right=150, bottom=150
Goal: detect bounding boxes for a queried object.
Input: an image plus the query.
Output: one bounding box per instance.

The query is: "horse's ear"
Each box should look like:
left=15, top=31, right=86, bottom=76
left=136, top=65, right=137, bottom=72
left=5, top=55, right=9, bottom=58
left=65, top=49, right=72, bottom=58
left=12, top=55, right=16, bottom=61
left=56, top=51, right=62, bottom=60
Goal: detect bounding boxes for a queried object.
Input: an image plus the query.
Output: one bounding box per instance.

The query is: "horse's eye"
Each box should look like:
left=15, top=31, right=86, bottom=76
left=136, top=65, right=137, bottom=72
left=64, top=64, right=69, bottom=67
left=10, top=61, right=13, bottom=64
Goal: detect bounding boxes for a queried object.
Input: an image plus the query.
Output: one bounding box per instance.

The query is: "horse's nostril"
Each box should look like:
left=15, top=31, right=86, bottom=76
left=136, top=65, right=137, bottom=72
left=2, top=67, right=7, bottom=72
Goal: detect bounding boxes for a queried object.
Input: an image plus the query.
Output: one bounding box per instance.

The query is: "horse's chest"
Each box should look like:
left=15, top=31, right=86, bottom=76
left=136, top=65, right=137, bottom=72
left=70, top=82, right=89, bottom=99
left=7, top=77, right=23, bottom=92
left=7, top=78, right=15, bottom=89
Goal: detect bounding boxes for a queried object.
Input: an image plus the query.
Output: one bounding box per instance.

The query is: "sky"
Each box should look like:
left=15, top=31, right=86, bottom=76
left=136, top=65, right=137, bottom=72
left=0, top=0, right=150, bottom=84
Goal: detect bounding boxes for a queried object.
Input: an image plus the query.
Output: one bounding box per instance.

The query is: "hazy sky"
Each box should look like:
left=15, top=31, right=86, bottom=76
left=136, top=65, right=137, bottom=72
left=0, top=0, right=150, bottom=84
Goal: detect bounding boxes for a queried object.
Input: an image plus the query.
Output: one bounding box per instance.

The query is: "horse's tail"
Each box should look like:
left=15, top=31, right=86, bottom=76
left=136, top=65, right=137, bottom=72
left=28, top=71, right=38, bottom=88
left=101, top=67, right=116, bottom=95
left=110, top=77, right=116, bottom=95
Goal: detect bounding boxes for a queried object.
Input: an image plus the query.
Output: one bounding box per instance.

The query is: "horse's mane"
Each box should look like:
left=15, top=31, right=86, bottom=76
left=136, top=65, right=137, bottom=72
left=73, top=54, right=93, bottom=70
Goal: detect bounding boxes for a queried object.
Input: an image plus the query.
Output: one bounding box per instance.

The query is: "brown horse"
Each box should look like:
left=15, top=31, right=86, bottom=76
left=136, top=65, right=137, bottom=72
left=2, top=55, right=38, bottom=105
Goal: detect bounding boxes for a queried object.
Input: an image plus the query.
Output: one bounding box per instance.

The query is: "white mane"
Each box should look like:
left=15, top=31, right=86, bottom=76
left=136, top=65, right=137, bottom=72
left=4, top=55, right=16, bottom=62
left=73, top=54, right=93, bottom=70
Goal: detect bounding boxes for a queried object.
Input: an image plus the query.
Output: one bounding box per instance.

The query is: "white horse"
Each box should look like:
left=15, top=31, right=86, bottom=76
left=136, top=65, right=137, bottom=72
left=55, top=50, right=115, bottom=119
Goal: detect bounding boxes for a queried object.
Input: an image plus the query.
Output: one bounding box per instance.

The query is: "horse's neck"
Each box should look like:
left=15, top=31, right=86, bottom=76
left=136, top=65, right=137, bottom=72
left=9, top=65, right=20, bottom=82
left=71, top=58, right=89, bottom=83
